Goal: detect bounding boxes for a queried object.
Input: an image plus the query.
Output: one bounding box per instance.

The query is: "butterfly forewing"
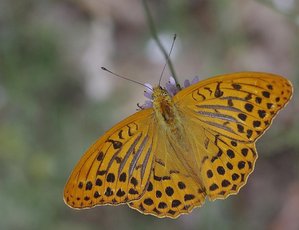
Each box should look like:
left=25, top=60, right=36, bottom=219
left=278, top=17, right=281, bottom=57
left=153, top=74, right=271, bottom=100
left=174, top=72, right=292, bottom=200
left=64, top=109, right=157, bottom=208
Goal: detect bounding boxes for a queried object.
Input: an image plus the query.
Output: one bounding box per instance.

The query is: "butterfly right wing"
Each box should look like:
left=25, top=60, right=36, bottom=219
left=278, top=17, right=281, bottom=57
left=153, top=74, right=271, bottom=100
left=64, top=108, right=157, bottom=209
left=173, top=72, right=292, bottom=200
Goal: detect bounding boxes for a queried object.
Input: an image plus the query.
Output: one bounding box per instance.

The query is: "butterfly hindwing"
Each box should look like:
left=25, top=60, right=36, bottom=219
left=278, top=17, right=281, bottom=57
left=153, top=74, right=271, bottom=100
left=64, top=109, right=157, bottom=208
left=198, top=129, right=258, bottom=200
left=174, top=72, right=292, bottom=200
left=129, top=136, right=206, bottom=218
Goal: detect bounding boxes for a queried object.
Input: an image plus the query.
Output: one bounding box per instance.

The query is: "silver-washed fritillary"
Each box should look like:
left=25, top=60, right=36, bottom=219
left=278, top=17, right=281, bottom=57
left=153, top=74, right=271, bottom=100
left=64, top=72, right=292, bottom=218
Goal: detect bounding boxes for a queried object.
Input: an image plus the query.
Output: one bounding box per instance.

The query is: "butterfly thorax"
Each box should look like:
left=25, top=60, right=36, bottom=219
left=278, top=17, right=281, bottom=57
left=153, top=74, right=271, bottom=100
left=152, top=87, right=181, bottom=129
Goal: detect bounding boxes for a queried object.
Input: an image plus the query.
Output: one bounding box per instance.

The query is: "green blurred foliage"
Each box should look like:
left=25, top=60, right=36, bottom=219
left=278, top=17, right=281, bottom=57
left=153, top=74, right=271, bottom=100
left=0, top=0, right=299, bottom=229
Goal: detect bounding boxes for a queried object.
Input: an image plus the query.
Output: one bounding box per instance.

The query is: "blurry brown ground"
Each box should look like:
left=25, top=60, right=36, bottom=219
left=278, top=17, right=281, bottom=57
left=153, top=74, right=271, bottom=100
left=0, top=0, right=299, bottom=229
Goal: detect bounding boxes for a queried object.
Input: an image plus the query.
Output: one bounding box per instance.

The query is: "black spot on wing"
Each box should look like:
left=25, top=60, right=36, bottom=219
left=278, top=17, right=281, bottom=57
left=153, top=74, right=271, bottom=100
left=214, top=82, right=224, bottom=98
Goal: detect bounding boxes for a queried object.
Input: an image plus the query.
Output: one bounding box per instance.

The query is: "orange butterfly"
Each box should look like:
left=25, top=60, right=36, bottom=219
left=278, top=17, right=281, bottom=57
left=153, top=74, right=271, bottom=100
left=64, top=72, right=292, bottom=218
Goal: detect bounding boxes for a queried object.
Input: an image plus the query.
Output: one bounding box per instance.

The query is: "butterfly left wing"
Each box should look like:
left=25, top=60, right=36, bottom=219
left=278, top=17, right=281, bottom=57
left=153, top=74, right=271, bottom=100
left=64, top=108, right=157, bottom=209
left=173, top=72, right=292, bottom=200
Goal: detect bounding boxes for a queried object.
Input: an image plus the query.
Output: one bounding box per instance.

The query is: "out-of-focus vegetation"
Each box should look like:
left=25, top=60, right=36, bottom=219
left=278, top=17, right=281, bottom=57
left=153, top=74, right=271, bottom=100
left=0, top=0, right=299, bottom=229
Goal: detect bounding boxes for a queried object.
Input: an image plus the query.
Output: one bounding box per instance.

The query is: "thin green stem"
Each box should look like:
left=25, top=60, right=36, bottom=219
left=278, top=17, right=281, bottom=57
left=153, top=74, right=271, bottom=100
left=142, top=0, right=179, bottom=85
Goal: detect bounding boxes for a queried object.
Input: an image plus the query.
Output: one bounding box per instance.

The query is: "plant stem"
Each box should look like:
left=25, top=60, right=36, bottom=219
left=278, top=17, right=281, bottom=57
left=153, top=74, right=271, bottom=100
left=142, top=0, right=179, bottom=84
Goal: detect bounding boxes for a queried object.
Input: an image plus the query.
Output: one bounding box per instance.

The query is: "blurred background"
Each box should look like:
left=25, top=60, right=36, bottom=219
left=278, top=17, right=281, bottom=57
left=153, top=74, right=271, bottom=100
left=1, top=0, right=299, bottom=229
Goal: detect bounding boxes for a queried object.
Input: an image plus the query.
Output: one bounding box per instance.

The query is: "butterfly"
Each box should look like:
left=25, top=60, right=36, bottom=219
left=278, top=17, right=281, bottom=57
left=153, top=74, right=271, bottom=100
left=64, top=72, right=292, bottom=218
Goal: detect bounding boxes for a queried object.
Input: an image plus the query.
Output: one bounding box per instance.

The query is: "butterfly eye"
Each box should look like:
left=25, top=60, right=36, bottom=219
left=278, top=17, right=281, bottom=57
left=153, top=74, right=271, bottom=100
left=162, top=91, right=168, bottom=96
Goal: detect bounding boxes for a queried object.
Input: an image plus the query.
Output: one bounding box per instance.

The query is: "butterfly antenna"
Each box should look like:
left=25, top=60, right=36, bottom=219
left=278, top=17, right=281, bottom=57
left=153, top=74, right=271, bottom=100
left=158, top=34, right=177, bottom=86
left=101, top=67, right=153, bottom=91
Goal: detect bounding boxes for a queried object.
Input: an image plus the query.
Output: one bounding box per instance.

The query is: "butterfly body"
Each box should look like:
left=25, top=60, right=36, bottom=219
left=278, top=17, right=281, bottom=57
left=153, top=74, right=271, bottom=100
left=64, top=72, right=292, bottom=218
left=153, top=87, right=180, bottom=127
left=152, top=86, right=203, bottom=182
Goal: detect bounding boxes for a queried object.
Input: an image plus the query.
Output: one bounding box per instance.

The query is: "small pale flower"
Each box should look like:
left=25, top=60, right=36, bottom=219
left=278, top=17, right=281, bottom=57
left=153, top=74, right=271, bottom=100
left=165, top=76, right=180, bottom=97
left=191, top=76, right=200, bottom=85
left=144, top=83, right=153, bottom=99
left=139, top=76, right=201, bottom=109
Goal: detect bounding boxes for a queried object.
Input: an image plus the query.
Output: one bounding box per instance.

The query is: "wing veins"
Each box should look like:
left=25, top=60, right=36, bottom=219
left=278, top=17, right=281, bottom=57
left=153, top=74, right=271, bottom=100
left=188, top=109, right=251, bottom=143
left=196, top=111, right=238, bottom=122
left=202, top=125, right=251, bottom=144
left=141, top=142, right=152, bottom=182
left=197, top=118, right=237, bottom=134
left=129, top=135, right=149, bottom=178
left=118, top=133, right=142, bottom=175
left=220, top=96, right=247, bottom=102
left=77, top=145, right=104, bottom=182
left=196, top=104, right=241, bottom=112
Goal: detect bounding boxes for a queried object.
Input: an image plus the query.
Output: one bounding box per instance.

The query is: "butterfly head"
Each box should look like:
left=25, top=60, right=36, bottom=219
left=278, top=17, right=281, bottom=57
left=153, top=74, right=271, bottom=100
left=139, top=76, right=201, bottom=110
left=152, top=86, right=172, bottom=102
